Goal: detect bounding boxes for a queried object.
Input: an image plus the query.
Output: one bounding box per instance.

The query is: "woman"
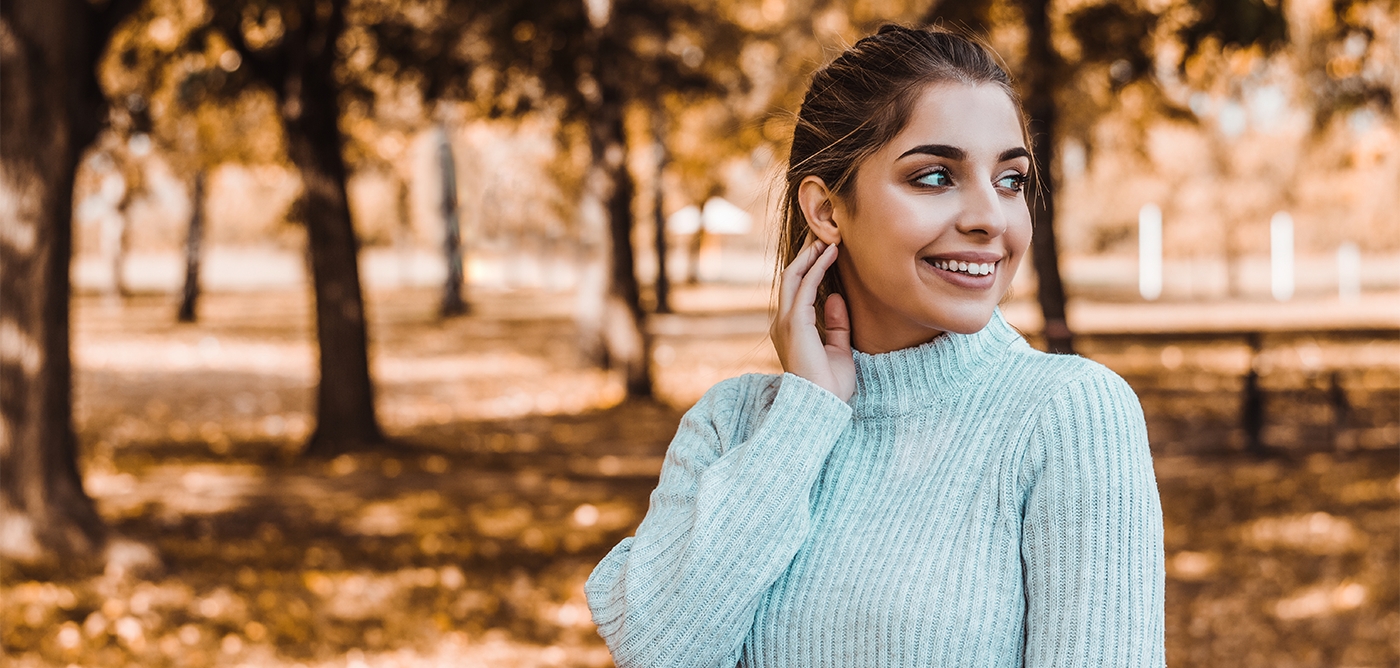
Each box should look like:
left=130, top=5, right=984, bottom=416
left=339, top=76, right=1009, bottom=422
left=586, top=25, right=1165, bottom=667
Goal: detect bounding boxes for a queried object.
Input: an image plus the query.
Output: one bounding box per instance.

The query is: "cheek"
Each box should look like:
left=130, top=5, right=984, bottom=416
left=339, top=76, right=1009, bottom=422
left=1007, top=207, right=1033, bottom=257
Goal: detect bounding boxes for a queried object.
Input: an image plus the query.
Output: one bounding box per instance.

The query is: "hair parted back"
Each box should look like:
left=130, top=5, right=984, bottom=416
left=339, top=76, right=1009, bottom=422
left=777, top=24, right=1027, bottom=306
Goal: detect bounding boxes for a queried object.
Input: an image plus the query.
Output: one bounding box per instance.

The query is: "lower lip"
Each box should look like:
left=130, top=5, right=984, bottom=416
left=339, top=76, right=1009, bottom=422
left=922, top=259, right=998, bottom=289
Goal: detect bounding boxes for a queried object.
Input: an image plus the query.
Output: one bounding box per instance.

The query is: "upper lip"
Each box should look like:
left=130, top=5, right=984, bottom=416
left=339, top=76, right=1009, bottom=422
left=922, top=251, right=1004, bottom=264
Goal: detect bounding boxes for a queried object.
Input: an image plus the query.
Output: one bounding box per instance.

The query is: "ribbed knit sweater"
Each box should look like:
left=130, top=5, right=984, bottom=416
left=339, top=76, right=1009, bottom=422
left=585, top=310, right=1165, bottom=667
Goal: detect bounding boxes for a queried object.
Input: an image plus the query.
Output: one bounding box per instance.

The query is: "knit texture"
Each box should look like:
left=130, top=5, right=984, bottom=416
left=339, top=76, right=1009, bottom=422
left=586, top=310, right=1165, bottom=667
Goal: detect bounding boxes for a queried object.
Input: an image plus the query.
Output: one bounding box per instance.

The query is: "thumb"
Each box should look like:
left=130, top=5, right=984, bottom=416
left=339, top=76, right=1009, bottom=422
left=823, top=293, right=851, bottom=353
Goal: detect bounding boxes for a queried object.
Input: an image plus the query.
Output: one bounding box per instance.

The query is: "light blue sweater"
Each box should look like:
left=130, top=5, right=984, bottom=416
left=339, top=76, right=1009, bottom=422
left=586, top=311, right=1165, bottom=667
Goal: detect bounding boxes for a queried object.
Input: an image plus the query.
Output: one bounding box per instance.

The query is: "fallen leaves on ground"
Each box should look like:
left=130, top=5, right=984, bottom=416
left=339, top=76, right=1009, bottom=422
left=2, top=290, right=1396, bottom=667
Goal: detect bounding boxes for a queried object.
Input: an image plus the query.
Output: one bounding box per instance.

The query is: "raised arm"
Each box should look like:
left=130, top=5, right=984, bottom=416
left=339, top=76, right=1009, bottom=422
left=585, top=373, right=852, bottom=668
left=1021, top=369, right=1166, bottom=667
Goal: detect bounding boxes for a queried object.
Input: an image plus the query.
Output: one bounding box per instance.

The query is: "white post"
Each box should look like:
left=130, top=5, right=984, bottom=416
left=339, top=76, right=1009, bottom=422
left=1139, top=203, right=1162, bottom=301
left=1337, top=241, right=1361, bottom=301
left=1270, top=211, right=1294, bottom=301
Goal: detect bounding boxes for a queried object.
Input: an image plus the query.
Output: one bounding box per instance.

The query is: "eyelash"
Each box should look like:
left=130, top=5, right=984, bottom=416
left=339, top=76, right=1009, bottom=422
left=998, top=173, right=1028, bottom=192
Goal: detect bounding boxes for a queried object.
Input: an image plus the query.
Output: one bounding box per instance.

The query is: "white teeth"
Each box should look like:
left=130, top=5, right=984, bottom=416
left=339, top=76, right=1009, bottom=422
left=931, top=259, right=997, bottom=276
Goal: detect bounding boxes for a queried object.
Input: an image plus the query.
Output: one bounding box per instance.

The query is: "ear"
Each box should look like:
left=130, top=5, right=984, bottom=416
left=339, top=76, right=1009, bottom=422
left=797, top=176, right=843, bottom=245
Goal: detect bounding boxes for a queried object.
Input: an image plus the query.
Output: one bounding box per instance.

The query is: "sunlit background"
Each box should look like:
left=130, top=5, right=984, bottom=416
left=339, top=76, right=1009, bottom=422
left=2, top=0, right=1397, bottom=666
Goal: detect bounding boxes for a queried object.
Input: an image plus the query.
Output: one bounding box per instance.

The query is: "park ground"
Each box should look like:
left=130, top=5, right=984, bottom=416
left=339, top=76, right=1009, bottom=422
left=2, top=286, right=1398, bottom=667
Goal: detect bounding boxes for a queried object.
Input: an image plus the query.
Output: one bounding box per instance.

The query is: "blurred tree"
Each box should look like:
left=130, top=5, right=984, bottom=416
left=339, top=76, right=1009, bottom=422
left=0, top=0, right=142, bottom=563
left=346, top=0, right=863, bottom=395
left=436, top=123, right=469, bottom=317
left=359, top=0, right=745, bottom=396
left=333, top=8, right=471, bottom=317
left=1299, top=0, right=1396, bottom=126
left=108, top=156, right=145, bottom=299
left=177, top=170, right=207, bottom=322
left=651, top=107, right=673, bottom=313
left=107, top=0, right=743, bottom=431
left=575, top=1, right=657, bottom=396
left=487, top=0, right=743, bottom=397
left=192, top=0, right=387, bottom=454
left=1021, top=0, right=1074, bottom=355
left=82, top=95, right=154, bottom=300
left=101, top=2, right=289, bottom=322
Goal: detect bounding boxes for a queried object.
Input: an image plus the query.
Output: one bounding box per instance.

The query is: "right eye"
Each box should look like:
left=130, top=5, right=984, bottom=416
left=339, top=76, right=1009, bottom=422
left=914, top=168, right=952, bottom=188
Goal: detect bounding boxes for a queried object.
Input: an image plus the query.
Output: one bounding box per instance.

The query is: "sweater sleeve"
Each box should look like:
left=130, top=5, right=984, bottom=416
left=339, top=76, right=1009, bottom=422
left=1020, top=368, right=1166, bottom=668
left=585, top=372, right=853, bottom=668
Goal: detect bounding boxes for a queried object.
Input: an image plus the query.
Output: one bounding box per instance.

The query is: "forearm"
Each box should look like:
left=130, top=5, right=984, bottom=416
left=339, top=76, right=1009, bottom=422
left=587, top=374, right=852, bottom=667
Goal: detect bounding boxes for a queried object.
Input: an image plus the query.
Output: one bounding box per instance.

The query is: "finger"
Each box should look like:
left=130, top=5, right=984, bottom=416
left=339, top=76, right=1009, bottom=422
left=823, top=293, right=851, bottom=352
left=793, top=242, right=837, bottom=314
left=778, top=238, right=827, bottom=314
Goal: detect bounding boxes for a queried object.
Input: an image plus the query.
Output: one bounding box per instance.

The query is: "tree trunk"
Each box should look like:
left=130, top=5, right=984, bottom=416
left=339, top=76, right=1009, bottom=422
left=437, top=124, right=468, bottom=317
left=101, top=200, right=131, bottom=299
left=686, top=228, right=706, bottom=285
left=112, top=204, right=131, bottom=298
left=576, top=21, right=652, bottom=398
left=276, top=0, right=384, bottom=455
left=651, top=108, right=671, bottom=314
left=1020, top=0, right=1075, bottom=354
left=394, top=176, right=413, bottom=287
left=593, top=80, right=652, bottom=397
left=0, top=0, right=110, bottom=563
left=177, top=170, right=206, bottom=323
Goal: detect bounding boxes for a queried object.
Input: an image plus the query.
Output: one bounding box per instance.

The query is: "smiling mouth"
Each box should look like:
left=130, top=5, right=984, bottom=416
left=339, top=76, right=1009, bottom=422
left=925, top=258, right=997, bottom=276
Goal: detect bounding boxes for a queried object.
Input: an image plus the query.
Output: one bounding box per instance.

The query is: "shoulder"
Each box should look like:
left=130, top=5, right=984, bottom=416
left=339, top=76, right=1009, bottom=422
left=685, top=372, right=851, bottom=455
left=681, top=373, right=784, bottom=449
left=1000, top=344, right=1141, bottom=416
left=687, top=372, right=785, bottom=425
left=1007, top=349, right=1149, bottom=481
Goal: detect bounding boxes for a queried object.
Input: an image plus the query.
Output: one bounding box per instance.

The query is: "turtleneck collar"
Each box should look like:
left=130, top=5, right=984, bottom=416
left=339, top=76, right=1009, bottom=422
left=848, top=308, right=1024, bottom=418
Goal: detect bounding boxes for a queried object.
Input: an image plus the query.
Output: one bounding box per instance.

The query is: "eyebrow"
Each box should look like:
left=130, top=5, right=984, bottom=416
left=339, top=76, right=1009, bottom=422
left=998, top=147, right=1031, bottom=162
left=898, top=144, right=964, bottom=160
left=897, top=144, right=1031, bottom=163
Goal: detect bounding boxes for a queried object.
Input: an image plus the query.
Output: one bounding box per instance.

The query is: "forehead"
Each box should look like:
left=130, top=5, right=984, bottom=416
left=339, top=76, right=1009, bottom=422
left=883, top=82, right=1025, bottom=158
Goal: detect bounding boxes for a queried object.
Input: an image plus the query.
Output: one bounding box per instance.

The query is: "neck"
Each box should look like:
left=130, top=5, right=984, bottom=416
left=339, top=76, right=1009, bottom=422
left=847, top=301, right=947, bottom=355
left=852, top=328, right=946, bottom=355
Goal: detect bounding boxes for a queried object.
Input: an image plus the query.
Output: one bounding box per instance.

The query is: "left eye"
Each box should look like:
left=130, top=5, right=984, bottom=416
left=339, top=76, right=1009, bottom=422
left=997, top=174, right=1027, bottom=191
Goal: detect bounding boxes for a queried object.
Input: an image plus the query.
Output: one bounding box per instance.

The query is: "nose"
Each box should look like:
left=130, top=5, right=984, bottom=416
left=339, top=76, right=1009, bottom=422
left=954, top=180, right=1009, bottom=238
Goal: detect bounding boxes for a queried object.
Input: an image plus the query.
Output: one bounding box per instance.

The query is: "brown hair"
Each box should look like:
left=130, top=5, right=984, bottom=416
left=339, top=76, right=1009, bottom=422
left=776, top=24, right=1027, bottom=305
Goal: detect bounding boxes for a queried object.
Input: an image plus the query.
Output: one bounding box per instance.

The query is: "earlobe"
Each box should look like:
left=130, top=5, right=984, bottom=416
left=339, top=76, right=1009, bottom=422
left=797, top=176, right=843, bottom=245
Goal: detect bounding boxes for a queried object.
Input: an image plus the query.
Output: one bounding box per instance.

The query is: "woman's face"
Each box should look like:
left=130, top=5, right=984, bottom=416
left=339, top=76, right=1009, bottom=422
left=810, top=82, right=1033, bottom=354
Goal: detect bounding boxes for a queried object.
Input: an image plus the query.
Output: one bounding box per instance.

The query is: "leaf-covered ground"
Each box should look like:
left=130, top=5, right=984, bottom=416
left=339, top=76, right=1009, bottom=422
left=2, top=289, right=1396, bottom=667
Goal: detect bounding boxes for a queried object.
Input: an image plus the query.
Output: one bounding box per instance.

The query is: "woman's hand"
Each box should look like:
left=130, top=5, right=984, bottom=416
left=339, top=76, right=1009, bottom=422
left=771, top=237, right=856, bottom=402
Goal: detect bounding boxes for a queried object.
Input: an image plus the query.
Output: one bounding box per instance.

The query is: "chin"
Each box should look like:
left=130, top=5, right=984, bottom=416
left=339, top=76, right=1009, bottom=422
left=928, top=303, right=998, bottom=335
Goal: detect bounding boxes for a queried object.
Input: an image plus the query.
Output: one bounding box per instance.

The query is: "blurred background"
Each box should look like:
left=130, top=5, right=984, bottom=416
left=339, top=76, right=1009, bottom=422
left=1, top=0, right=1397, bottom=666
